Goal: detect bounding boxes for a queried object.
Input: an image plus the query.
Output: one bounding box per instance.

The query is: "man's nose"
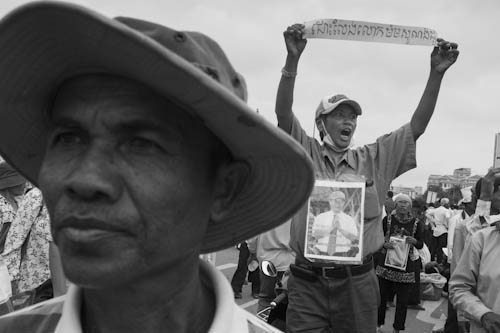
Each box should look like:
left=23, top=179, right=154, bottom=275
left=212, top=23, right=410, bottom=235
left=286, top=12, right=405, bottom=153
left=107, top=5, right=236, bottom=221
left=65, top=146, right=122, bottom=202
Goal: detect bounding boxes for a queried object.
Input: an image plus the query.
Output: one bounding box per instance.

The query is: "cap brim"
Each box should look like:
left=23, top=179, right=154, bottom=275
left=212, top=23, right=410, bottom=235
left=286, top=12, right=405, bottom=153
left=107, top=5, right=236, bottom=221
left=0, top=2, right=314, bottom=252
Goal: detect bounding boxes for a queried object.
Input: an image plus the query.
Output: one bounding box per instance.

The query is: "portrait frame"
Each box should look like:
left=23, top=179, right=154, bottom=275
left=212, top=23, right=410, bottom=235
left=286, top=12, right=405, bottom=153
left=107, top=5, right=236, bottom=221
left=384, top=236, right=410, bottom=271
left=304, top=180, right=365, bottom=265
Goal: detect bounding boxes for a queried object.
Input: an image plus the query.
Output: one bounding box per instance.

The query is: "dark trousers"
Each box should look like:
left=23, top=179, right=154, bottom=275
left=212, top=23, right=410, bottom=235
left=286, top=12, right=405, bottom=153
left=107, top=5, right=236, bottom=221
left=423, top=225, right=434, bottom=251
left=408, top=258, right=422, bottom=305
left=258, top=270, right=284, bottom=311
left=434, top=233, right=448, bottom=264
left=286, top=268, right=379, bottom=333
left=444, top=299, right=459, bottom=333
left=230, top=242, right=260, bottom=294
left=378, top=278, right=411, bottom=331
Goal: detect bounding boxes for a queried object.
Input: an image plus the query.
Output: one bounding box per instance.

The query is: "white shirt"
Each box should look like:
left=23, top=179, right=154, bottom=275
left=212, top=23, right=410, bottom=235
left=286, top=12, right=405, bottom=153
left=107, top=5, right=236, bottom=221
left=432, top=206, right=451, bottom=237
left=450, top=227, right=500, bottom=333
left=312, top=210, right=358, bottom=253
left=54, top=260, right=282, bottom=333
left=447, top=210, right=469, bottom=264
left=247, top=220, right=295, bottom=272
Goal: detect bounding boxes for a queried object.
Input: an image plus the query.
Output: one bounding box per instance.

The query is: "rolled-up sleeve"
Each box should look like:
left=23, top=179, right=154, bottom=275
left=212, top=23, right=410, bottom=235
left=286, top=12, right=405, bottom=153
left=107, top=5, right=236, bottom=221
left=449, top=233, right=491, bottom=322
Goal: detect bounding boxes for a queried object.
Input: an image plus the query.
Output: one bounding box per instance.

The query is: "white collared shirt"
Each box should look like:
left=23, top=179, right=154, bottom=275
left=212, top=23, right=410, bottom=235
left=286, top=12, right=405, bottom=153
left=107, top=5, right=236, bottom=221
left=0, top=260, right=282, bottom=333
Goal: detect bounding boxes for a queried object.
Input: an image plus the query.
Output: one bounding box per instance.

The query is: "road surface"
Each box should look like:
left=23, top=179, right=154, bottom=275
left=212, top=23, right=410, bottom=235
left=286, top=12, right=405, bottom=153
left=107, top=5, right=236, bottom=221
left=213, top=247, right=447, bottom=333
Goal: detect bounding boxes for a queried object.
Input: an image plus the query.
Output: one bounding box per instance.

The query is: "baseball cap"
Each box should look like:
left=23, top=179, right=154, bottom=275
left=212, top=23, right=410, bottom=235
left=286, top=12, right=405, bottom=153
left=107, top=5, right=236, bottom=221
left=315, top=94, right=362, bottom=121
left=0, top=2, right=314, bottom=253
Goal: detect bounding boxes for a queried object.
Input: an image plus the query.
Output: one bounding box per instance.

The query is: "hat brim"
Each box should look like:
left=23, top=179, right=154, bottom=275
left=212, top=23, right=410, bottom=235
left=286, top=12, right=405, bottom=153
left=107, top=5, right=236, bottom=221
left=0, top=2, right=314, bottom=253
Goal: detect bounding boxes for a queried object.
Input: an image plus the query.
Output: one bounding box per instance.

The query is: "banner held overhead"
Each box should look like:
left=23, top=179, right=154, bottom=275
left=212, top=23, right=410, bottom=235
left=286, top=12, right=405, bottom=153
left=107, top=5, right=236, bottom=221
left=303, top=19, right=437, bottom=46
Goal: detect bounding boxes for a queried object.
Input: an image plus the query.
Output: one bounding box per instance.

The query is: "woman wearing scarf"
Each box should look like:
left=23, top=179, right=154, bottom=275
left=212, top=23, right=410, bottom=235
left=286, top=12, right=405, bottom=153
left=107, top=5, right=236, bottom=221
left=376, top=194, right=425, bottom=333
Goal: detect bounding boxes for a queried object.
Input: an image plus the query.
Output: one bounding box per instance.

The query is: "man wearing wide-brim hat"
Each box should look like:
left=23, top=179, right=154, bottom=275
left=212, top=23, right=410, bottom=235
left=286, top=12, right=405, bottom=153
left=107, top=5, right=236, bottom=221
left=0, top=2, right=314, bottom=332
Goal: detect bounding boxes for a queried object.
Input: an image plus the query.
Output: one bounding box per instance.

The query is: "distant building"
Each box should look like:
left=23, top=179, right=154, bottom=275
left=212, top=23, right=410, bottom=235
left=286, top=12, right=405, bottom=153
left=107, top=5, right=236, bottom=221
left=390, top=185, right=424, bottom=199
left=426, top=168, right=482, bottom=191
left=454, top=168, right=471, bottom=178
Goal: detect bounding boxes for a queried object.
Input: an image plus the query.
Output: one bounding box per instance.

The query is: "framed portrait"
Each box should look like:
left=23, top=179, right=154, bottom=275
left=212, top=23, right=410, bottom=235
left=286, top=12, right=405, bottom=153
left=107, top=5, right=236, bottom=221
left=384, top=236, right=409, bottom=270
left=304, top=180, right=365, bottom=264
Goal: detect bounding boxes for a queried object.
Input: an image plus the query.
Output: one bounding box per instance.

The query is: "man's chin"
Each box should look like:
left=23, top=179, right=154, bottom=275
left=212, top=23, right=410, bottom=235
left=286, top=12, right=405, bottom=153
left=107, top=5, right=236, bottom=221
left=64, top=262, right=137, bottom=289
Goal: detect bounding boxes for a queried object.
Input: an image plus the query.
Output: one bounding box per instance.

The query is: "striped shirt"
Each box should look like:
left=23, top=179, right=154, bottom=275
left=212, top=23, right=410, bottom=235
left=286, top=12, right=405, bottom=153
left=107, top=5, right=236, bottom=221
left=0, top=260, right=282, bottom=332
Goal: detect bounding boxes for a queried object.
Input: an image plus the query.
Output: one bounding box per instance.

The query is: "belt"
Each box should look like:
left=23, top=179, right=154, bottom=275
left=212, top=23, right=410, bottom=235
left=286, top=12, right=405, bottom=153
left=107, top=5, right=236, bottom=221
left=292, top=255, right=373, bottom=280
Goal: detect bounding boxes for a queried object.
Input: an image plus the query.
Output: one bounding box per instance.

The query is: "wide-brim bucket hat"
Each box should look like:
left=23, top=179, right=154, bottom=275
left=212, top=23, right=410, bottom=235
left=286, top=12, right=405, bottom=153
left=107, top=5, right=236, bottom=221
left=0, top=1, right=314, bottom=253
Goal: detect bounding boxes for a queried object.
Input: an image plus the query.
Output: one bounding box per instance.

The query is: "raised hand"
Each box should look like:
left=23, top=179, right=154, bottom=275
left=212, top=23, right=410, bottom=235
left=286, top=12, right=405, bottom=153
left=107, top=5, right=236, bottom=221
left=283, top=24, right=307, bottom=58
left=431, top=38, right=459, bottom=74
left=480, top=167, right=500, bottom=201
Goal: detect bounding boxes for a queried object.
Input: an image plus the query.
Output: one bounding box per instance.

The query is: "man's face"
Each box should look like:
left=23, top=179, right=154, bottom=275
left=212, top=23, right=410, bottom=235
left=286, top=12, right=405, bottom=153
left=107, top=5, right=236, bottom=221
left=322, top=104, right=358, bottom=149
left=39, top=75, right=221, bottom=288
left=331, top=198, right=345, bottom=213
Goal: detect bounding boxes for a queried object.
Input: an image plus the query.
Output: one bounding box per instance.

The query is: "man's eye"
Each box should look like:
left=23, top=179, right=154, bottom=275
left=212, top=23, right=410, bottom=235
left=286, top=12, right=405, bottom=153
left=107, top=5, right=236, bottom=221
left=127, top=137, right=159, bottom=150
left=54, top=132, right=83, bottom=145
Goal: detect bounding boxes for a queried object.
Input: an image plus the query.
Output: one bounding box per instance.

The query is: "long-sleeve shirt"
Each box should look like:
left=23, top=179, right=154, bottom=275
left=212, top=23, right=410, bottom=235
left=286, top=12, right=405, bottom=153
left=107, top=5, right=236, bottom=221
left=451, top=200, right=500, bottom=273
left=449, top=225, right=500, bottom=333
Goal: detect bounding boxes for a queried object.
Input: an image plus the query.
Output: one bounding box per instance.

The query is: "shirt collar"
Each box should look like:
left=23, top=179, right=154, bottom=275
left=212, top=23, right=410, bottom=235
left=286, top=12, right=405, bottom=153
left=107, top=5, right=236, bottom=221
left=321, top=145, right=356, bottom=170
left=55, top=260, right=251, bottom=333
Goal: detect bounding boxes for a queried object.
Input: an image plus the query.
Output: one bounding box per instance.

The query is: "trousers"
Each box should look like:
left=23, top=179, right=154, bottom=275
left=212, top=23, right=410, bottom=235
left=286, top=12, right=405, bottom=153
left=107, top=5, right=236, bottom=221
left=286, top=267, right=379, bottom=333
left=377, top=278, right=410, bottom=331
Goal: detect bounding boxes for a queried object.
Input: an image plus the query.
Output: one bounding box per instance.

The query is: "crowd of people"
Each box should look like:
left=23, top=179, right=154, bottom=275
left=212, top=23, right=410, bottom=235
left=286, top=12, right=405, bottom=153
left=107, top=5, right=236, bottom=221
left=0, top=2, right=498, bottom=333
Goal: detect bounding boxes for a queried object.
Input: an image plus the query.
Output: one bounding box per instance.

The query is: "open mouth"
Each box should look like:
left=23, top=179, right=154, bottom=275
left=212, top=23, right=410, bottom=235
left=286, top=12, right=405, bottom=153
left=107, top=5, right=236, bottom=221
left=340, top=128, right=352, bottom=140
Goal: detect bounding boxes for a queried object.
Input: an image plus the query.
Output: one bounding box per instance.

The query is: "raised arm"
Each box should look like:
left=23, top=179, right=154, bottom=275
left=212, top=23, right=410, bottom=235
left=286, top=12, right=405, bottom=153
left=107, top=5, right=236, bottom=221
left=275, top=24, right=307, bottom=134
left=410, top=38, right=459, bottom=140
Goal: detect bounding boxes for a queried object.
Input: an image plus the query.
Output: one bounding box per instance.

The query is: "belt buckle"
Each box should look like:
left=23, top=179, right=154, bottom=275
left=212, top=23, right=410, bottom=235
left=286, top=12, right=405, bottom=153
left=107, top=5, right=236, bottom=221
left=321, top=266, right=340, bottom=278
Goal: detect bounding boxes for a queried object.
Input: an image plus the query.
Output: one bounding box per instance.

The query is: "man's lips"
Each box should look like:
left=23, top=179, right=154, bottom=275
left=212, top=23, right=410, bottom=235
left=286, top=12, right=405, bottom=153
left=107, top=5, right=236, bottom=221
left=57, top=217, right=130, bottom=243
left=339, top=128, right=352, bottom=141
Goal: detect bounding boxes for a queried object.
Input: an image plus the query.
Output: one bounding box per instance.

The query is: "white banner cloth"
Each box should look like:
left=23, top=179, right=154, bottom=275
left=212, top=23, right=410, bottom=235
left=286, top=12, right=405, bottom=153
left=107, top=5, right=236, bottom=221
left=303, top=19, right=437, bottom=46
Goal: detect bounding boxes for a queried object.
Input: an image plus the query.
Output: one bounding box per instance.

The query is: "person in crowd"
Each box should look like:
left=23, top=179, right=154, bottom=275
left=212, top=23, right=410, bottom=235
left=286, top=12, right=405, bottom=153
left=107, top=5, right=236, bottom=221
left=429, top=198, right=452, bottom=264
left=449, top=168, right=500, bottom=333
left=275, top=22, right=459, bottom=332
left=311, top=190, right=359, bottom=257
left=0, top=2, right=314, bottom=332
left=376, top=194, right=425, bottom=333
left=0, top=162, right=25, bottom=314
left=441, top=176, right=495, bottom=333
left=0, top=163, right=25, bottom=250
left=385, top=191, right=396, bottom=216
left=407, top=199, right=427, bottom=311
left=231, top=241, right=260, bottom=299
left=2, top=186, right=66, bottom=307
left=447, top=188, right=474, bottom=268
left=424, top=202, right=437, bottom=252
left=248, top=219, right=295, bottom=312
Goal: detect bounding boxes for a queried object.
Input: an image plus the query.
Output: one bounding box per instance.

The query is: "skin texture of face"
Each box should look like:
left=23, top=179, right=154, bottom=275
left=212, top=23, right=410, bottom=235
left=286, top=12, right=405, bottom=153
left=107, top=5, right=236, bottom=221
left=330, top=198, right=345, bottom=213
left=395, top=200, right=411, bottom=215
left=38, top=74, right=235, bottom=289
left=322, top=104, right=358, bottom=149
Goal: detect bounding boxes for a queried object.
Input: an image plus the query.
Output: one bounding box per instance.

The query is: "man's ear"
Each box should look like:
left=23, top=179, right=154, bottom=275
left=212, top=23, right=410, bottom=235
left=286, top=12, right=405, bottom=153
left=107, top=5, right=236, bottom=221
left=210, top=161, right=249, bottom=223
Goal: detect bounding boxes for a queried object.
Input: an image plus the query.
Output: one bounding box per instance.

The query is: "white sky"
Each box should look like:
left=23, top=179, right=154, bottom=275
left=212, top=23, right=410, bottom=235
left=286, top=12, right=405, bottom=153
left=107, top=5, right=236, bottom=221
left=1, top=0, right=499, bottom=188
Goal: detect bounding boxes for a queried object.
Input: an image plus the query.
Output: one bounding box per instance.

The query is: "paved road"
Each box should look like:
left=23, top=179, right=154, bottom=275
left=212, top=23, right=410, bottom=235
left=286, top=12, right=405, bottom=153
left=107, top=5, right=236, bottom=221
left=213, top=247, right=447, bottom=333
